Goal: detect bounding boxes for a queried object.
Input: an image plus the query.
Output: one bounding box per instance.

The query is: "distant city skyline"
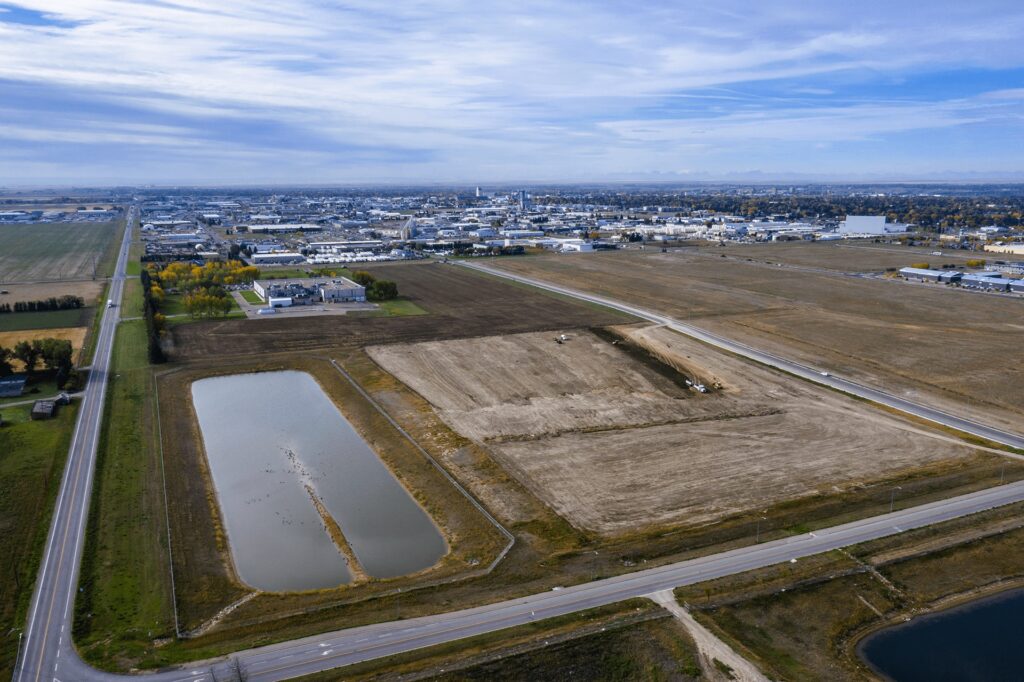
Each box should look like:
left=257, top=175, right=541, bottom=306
left=1, top=1, right=1024, bottom=185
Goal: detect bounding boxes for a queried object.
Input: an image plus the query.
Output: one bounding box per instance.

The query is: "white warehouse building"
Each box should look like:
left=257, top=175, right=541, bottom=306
left=838, top=215, right=909, bottom=235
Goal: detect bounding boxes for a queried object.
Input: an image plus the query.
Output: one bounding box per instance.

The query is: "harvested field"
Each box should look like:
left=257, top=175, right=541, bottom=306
left=0, top=281, right=104, bottom=306
left=0, top=222, right=119, bottom=282
left=171, top=262, right=631, bottom=359
left=490, top=250, right=1024, bottom=432
left=372, top=325, right=978, bottom=534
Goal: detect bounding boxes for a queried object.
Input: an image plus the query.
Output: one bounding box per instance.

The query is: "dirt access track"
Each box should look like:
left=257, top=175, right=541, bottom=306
left=370, top=324, right=978, bottom=534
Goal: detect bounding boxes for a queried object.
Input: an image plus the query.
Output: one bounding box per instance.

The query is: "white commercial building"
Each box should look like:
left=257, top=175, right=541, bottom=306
left=252, top=252, right=306, bottom=265
left=253, top=277, right=366, bottom=306
left=838, top=215, right=908, bottom=235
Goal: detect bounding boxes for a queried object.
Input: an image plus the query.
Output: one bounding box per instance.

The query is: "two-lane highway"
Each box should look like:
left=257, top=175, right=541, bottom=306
left=456, top=260, right=1024, bottom=450
left=16, top=208, right=135, bottom=682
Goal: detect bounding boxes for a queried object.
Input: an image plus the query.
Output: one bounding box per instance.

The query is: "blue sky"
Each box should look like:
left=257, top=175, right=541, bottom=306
left=1, top=1, right=1023, bottom=185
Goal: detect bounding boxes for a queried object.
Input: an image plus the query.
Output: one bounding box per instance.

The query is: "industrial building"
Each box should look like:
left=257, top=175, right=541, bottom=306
left=839, top=215, right=909, bottom=235
left=251, top=252, right=306, bottom=265
left=252, top=277, right=366, bottom=307
left=961, top=273, right=1010, bottom=291
left=898, top=267, right=962, bottom=283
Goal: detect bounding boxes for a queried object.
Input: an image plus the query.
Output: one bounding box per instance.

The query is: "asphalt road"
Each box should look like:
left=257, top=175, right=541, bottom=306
left=15, top=208, right=134, bottom=682
left=15, top=246, right=1024, bottom=682
left=457, top=260, right=1024, bottom=450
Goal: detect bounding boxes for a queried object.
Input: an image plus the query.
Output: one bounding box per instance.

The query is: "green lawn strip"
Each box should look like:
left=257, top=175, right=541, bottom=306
left=74, top=319, right=176, bottom=667
left=122, top=277, right=145, bottom=318
left=95, top=217, right=128, bottom=279
left=255, top=267, right=309, bottom=279
left=349, top=297, right=429, bottom=317
left=374, top=297, right=428, bottom=316
left=0, top=402, right=78, bottom=679
left=0, top=307, right=92, bottom=332
left=126, top=229, right=144, bottom=277
left=239, top=289, right=263, bottom=304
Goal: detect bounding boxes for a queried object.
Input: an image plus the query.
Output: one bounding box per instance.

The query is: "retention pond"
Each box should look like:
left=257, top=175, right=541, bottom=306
left=191, top=370, right=445, bottom=592
left=859, top=587, right=1024, bottom=681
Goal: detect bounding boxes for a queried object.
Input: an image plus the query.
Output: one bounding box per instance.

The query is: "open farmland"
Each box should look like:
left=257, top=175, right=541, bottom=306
left=0, top=222, right=120, bottom=282
left=371, top=324, right=978, bottom=534
left=490, top=250, right=1024, bottom=433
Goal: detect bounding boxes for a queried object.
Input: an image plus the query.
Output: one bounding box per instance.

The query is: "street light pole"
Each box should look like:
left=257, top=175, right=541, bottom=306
left=890, top=486, right=902, bottom=513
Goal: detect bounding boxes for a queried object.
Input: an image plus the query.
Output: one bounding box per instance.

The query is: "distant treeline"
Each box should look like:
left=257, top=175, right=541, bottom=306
left=0, top=295, right=85, bottom=314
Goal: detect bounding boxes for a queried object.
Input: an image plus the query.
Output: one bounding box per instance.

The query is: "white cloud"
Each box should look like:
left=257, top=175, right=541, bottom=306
left=0, top=0, right=1023, bottom=181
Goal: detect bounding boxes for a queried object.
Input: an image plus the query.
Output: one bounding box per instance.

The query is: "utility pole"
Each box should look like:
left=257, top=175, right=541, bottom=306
left=889, top=486, right=902, bottom=513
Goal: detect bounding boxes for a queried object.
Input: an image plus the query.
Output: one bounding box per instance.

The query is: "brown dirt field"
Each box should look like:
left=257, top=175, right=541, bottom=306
left=489, top=251, right=1024, bottom=433
left=0, top=327, right=87, bottom=370
left=0, top=280, right=104, bottom=305
left=368, top=329, right=698, bottom=442
left=170, top=262, right=631, bottom=359
left=371, top=324, right=977, bottom=534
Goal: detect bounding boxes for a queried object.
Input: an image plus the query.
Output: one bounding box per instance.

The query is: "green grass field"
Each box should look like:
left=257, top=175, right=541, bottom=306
left=373, top=297, right=428, bottom=316
left=122, top=278, right=144, bottom=319
left=0, top=402, right=78, bottom=678
left=74, top=319, right=176, bottom=667
left=239, top=289, right=263, bottom=304
left=160, top=293, right=244, bottom=322
left=0, top=307, right=92, bottom=332
left=125, top=228, right=144, bottom=277
left=256, top=267, right=309, bottom=279
left=0, top=222, right=120, bottom=282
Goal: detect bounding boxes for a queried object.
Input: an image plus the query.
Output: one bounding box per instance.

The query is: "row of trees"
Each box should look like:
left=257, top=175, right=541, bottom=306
left=350, top=271, right=399, bottom=301
left=140, top=269, right=167, bottom=364
left=0, top=295, right=85, bottom=314
left=0, top=337, right=80, bottom=389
